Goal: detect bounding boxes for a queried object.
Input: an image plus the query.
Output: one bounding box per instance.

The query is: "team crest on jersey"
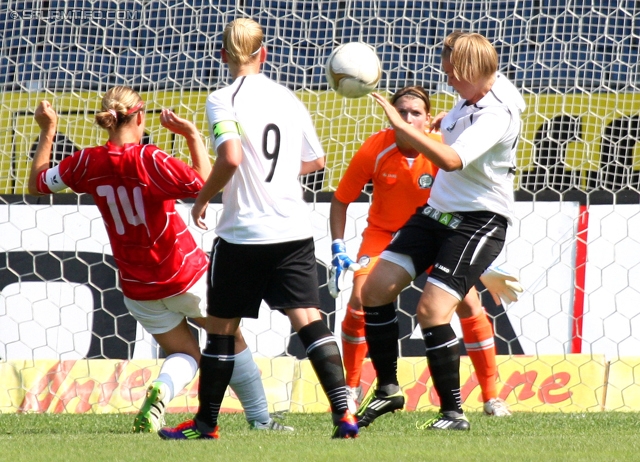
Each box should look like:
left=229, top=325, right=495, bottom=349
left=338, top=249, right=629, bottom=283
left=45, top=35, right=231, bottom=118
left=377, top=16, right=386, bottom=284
left=358, top=256, right=371, bottom=268
left=418, top=174, right=434, bottom=189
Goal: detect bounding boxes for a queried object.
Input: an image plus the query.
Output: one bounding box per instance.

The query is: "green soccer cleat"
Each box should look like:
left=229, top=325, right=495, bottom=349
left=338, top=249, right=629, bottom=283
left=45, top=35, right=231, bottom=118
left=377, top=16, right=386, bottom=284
left=133, top=382, right=167, bottom=433
left=355, top=387, right=405, bottom=428
left=416, top=411, right=470, bottom=431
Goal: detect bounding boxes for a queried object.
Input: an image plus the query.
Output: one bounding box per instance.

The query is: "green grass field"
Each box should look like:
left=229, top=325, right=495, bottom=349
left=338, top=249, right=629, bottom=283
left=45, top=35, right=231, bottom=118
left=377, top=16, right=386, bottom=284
left=1, top=411, right=639, bottom=462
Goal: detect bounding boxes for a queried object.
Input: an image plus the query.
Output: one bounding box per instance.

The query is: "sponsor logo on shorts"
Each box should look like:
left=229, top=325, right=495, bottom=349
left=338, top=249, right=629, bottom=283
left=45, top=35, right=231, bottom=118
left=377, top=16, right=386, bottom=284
left=435, top=263, right=450, bottom=274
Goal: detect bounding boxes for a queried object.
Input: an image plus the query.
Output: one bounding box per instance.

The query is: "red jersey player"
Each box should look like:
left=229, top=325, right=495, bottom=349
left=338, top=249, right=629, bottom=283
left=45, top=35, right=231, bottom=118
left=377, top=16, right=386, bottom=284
left=329, top=86, right=522, bottom=423
left=28, top=86, right=292, bottom=433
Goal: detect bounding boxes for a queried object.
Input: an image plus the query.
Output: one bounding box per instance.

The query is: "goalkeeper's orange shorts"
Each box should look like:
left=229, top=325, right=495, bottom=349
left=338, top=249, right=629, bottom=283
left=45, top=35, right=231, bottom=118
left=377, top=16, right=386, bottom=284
left=354, top=226, right=434, bottom=279
left=354, top=227, right=393, bottom=278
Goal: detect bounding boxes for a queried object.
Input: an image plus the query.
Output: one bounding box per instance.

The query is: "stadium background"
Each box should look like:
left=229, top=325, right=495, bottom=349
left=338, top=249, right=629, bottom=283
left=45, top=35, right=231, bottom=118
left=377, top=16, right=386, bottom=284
left=1, top=1, right=640, bottom=414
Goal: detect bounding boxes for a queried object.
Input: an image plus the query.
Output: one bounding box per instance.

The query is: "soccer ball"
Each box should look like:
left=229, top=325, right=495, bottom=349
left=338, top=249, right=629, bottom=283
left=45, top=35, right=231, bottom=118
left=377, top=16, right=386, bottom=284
left=325, top=42, right=382, bottom=98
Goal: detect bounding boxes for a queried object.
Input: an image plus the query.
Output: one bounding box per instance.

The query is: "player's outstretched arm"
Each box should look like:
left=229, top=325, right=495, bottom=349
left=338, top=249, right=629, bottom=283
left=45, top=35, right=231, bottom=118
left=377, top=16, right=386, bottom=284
left=370, top=92, right=461, bottom=171
left=191, top=139, right=242, bottom=230
left=159, top=109, right=212, bottom=180
left=28, top=100, right=58, bottom=195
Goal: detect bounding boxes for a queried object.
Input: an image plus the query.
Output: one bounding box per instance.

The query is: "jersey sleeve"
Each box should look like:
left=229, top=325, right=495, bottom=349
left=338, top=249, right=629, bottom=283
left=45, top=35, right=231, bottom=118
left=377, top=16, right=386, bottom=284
left=297, top=98, right=325, bottom=162
left=39, top=149, right=89, bottom=194
left=206, top=92, right=239, bottom=153
left=36, top=164, right=67, bottom=194
left=449, top=110, right=510, bottom=167
left=140, top=145, right=204, bottom=199
left=334, top=136, right=377, bottom=204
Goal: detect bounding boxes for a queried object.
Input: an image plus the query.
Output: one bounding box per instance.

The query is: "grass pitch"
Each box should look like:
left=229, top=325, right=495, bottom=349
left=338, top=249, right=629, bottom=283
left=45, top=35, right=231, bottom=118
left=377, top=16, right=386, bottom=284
left=1, top=411, right=639, bottom=462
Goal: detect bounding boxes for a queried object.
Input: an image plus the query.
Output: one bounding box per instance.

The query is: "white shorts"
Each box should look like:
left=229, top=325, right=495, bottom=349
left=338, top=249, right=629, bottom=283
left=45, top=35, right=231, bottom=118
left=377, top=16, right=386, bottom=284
left=123, top=274, right=207, bottom=335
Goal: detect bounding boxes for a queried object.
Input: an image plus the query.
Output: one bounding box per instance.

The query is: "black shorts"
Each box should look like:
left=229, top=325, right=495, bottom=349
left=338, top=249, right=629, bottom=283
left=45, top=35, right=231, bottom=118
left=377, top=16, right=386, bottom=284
left=207, top=237, right=320, bottom=319
left=386, top=205, right=508, bottom=299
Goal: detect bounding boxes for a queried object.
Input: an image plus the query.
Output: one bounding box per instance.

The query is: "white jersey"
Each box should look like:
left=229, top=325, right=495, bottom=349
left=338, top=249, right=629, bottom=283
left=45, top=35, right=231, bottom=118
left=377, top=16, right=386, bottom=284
left=429, top=73, right=525, bottom=225
left=206, top=73, right=325, bottom=244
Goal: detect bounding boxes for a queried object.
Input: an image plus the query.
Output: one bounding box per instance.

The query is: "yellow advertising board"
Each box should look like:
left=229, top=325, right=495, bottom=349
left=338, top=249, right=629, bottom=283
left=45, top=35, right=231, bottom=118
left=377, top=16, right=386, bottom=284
left=0, top=358, right=295, bottom=415
left=291, top=355, right=606, bottom=414
left=602, top=357, right=640, bottom=411
left=0, top=355, right=618, bottom=415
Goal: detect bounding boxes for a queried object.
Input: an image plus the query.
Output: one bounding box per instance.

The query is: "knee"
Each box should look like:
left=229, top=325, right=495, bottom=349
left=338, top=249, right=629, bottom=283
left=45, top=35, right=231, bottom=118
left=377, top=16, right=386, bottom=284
left=456, top=294, right=482, bottom=319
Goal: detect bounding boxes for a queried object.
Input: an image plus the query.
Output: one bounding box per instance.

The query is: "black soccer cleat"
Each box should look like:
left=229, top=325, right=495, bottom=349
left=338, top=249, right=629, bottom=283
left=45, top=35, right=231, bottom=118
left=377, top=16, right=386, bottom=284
left=355, top=388, right=405, bottom=428
left=416, top=411, right=470, bottom=431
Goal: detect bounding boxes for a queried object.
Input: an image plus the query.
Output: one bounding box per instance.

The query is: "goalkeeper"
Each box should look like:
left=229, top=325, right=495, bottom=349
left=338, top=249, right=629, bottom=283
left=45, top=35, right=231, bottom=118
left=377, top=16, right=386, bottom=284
left=28, top=87, right=289, bottom=434
left=329, top=86, right=522, bottom=422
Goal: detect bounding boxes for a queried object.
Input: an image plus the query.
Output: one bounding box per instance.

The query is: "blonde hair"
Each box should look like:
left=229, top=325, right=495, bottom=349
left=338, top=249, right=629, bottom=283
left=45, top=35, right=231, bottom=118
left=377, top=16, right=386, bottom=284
left=223, top=18, right=264, bottom=65
left=95, top=86, right=144, bottom=130
left=441, top=32, right=498, bottom=83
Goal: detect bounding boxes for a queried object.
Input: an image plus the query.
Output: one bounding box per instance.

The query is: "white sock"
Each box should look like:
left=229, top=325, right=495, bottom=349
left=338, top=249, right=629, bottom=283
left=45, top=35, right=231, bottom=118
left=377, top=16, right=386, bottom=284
left=155, top=353, right=198, bottom=402
left=229, top=347, right=270, bottom=424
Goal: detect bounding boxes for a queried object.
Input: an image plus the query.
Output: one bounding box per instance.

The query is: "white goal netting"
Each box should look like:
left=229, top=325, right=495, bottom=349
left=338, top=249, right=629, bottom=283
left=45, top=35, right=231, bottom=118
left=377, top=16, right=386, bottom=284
left=1, top=0, right=640, bottom=414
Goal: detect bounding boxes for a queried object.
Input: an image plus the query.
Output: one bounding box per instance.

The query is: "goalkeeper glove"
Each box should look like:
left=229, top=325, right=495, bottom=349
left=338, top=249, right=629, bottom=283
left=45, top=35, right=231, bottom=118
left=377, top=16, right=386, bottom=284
left=479, top=266, right=524, bottom=306
left=328, top=239, right=361, bottom=298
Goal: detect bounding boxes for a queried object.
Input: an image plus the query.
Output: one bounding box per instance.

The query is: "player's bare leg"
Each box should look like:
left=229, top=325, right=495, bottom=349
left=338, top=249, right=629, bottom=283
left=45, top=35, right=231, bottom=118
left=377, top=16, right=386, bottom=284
left=134, top=319, right=200, bottom=432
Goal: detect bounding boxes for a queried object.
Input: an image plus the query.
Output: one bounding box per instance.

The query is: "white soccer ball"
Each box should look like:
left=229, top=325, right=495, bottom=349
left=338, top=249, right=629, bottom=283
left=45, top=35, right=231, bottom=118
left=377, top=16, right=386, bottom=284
left=325, top=42, right=382, bottom=98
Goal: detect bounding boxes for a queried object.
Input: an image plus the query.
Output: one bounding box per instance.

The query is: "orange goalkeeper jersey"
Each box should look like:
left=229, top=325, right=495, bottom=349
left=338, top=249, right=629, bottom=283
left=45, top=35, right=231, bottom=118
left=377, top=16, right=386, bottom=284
left=334, top=127, right=441, bottom=234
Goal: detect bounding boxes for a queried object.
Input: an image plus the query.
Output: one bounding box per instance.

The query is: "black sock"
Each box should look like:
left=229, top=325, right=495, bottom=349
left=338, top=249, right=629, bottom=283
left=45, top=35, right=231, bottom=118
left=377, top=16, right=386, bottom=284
left=298, top=320, right=347, bottom=414
left=422, top=324, right=462, bottom=414
left=195, top=333, right=235, bottom=431
left=363, top=303, right=399, bottom=390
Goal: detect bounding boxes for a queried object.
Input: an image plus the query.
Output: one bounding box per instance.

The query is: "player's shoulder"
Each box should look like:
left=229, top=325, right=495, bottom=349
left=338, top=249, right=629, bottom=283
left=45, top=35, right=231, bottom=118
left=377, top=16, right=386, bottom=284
left=359, top=128, right=396, bottom=155
left=479, top=74, right=525, bottom=115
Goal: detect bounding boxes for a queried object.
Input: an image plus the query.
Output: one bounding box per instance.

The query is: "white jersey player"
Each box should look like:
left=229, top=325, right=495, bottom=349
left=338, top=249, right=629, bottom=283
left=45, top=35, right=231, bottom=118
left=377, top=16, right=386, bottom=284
left=361, top=31, right=525, bottom=431
left=206, top=72, right=322, bottom=243
left=159, top=18, right=359, bottom=441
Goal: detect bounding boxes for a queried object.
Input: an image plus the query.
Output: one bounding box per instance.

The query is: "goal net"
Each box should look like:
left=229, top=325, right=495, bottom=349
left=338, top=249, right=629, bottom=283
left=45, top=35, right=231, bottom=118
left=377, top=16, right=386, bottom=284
left=1, top=0, right=639, bottom=413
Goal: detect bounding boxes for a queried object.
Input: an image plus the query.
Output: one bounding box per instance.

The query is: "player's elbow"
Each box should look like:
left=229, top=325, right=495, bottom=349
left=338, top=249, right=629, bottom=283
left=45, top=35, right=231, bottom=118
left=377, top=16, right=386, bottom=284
left=300, top=157, right=324, bottom=175
left=438, top=159, right=463, bottom=172
left=27, top=180, right=42, bottom=196
left=438, top=151, right=463, bottom=172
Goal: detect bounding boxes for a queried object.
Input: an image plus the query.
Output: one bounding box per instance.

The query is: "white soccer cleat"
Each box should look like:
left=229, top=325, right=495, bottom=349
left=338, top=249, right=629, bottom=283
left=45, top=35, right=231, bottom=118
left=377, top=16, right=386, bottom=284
left=250, top=417, right=294, bottom=431
left=483, top=398, right=512, bottom=417
left=346, top=386, right=363, bottom=414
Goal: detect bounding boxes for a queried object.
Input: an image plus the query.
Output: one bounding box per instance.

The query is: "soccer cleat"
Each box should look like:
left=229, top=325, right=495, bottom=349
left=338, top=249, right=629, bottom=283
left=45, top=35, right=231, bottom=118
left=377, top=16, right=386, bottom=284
left=158, top=419, right=219, bottom=440
left=133, top=382, right=167, bottom=433
left=250, top=417, right=294, bottom=431
left=355, top=388, right=405, bottom=427
left=331, top=411, right=359, bottom=439
left=483, top=398, right=512, bottom=417
left=417, top=411, right=470, bottom=431
left=346, top=386, right=363, bottom=414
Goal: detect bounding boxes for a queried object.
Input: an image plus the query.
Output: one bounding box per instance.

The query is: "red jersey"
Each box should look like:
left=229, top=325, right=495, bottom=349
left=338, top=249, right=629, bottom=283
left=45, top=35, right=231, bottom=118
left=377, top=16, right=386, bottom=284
left=334, top=128, right=441, bottom=233
left=36, top=141, right=208, bottom=300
